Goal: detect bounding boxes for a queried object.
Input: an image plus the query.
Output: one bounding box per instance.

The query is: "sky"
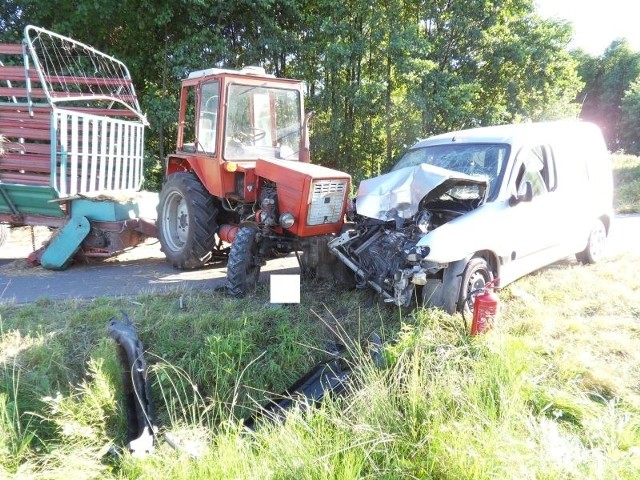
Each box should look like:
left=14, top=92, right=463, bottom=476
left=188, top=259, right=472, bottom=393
left=535, top=0, right=640, bottom=55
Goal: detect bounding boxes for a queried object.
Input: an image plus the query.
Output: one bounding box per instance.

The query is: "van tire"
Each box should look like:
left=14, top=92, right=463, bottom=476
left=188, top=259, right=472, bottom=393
left=576, top=219, right=606, bottom=264
left=457, top=257, right=493, bottom=316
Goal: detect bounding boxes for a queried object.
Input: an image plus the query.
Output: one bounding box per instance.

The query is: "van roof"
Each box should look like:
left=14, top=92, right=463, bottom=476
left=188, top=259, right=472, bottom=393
left=411, top=120, right=603, bottom=149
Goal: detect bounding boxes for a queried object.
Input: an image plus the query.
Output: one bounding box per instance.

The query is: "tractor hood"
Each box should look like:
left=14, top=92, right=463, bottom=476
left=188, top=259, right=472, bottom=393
left=355, top=164, right=488, bottom=221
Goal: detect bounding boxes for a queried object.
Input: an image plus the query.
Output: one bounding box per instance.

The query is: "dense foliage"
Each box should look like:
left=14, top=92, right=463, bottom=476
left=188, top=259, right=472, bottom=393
left=2, top=0, right=585, bottom=184
left=5, top=1, right=640, bottom=175
left=573, top=40, right=640, bottom=153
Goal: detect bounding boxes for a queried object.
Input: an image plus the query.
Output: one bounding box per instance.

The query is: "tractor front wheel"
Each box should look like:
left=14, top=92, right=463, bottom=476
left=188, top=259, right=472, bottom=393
left=226, top=227, right=263, bottom=297
left=157, top=172, right=218, bottom=269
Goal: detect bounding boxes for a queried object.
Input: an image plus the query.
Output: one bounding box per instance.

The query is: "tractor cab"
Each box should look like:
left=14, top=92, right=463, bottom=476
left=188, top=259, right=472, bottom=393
left=168, top=67, right=309, bottom=202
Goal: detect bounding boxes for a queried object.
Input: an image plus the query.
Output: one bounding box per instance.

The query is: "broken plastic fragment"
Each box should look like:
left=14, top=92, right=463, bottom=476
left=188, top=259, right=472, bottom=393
left=107, top=312, right=156, bottom=455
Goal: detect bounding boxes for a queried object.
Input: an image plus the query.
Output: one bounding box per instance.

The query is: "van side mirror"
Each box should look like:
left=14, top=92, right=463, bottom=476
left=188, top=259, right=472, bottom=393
left=509, top=181, right=533, bottom=206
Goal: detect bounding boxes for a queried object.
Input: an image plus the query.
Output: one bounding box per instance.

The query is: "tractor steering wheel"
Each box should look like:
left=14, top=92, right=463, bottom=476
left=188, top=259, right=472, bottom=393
left=233, top=127, right=266, bottom=144
left=201, top=95, right=218, bottom=119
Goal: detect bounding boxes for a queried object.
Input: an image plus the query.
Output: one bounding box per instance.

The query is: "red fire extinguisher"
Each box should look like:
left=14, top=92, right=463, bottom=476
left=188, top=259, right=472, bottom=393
left=469, top=278, right=500, bottom=336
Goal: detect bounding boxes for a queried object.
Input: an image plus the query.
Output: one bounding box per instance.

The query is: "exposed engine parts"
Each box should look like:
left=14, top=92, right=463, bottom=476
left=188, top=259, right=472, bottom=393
left=329, top=198, right=477, bottom=306
left=257, top=181, right=279, bottom=226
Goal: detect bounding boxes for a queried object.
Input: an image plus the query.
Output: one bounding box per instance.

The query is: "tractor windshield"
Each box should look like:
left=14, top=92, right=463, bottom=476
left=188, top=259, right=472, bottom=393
left=224, top=84, right=302, bottom=161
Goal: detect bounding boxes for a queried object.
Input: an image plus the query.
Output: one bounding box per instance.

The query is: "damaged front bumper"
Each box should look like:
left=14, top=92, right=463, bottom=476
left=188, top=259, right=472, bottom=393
left=328, top=229, right=446, bottom=307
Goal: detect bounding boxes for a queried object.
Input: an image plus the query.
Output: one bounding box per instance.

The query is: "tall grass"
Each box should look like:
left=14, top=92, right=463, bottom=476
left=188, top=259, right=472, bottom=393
left=612, top=153, right=640, bottom=213
left=2, top=253, right=639, bottom=479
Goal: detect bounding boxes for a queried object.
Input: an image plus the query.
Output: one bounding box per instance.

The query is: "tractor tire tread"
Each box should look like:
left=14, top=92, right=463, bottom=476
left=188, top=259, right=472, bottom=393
left=157, top=172, right=218, bottom=269
left=226, top=227, right=261, bottom=297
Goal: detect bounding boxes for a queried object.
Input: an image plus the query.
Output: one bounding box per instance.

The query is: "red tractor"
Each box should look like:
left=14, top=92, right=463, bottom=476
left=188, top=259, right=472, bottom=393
left=158, top=67, right=351, bottom=295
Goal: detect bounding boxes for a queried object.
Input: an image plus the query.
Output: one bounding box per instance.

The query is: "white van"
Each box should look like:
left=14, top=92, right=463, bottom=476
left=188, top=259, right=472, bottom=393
left=329, top=121, right=613, bottom=313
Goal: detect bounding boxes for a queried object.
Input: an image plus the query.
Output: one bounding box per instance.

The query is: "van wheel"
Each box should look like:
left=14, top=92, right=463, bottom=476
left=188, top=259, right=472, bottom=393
left=226, top=227, right=262, bottom=297
left=458, top=257, right=493, bottom=315
left=576, top=219, right=606, bottom=264
left=157, top=173, right=218, bottom=269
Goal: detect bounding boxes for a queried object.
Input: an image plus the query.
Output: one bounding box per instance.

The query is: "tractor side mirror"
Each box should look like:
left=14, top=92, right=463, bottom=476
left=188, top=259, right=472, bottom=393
left=299, top=111, right=314, bottom=163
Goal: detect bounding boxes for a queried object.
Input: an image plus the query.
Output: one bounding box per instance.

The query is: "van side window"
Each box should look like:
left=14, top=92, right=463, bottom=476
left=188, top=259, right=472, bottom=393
left=515, top=146, right=556, bottom=197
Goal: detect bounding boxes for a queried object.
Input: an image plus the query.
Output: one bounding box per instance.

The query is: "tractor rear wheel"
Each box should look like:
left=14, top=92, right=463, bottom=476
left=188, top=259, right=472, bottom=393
left=157, top=172, right=218, bottom=269
left=226, top=227, right=262, bottom=296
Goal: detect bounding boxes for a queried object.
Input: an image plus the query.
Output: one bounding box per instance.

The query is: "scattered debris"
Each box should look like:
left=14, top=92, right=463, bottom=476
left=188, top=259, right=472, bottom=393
left=244, top=333, right=387, bottom=430
left=244, top=356, right=351, bottom=430
left=107, top=312, right=156, bottom=456
left=164, top=428, right=209, bottom=458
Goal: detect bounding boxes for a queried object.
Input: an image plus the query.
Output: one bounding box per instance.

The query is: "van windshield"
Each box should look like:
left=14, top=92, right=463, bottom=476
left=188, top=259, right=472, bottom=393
left=392, top=143, right=510, bottom=200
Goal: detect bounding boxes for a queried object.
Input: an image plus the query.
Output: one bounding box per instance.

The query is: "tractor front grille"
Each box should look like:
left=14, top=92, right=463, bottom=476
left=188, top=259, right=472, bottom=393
left=307, top=179, right=348, bottom=225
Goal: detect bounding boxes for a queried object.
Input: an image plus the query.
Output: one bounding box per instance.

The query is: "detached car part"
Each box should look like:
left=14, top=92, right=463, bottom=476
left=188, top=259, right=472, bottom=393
left=107, top=312, right=156, bottom=454
left=244, top=335, right=385, bottom=430
left=244, top=358, right=351, bottom=430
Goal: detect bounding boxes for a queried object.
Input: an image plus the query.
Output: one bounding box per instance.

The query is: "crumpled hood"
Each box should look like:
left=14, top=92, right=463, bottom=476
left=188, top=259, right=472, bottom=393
left=356, top=164, right=488, bottom=221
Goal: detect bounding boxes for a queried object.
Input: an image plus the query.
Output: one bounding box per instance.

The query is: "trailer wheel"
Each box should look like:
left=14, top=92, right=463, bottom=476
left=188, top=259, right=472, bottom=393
left=0, top=224, right=8, bottom=248
left=157, top=172, right=218, bottom=269
left=226, top=227, right=262, bottom=297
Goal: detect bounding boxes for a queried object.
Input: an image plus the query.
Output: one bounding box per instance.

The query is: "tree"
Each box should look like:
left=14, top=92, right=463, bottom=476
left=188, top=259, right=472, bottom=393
left=573, top=39, right=640, bottom=150
left=3, top=0, right=585, bottom=184
left=0, top=0, right=25, bottom=42
left=619, top=77, right=640, bottom=154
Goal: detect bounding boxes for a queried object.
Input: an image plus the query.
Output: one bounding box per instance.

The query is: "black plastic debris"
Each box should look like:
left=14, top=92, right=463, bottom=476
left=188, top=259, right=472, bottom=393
left=107, top=312, right=155, bottom=455
left=244, top=357, right=352, bottom=430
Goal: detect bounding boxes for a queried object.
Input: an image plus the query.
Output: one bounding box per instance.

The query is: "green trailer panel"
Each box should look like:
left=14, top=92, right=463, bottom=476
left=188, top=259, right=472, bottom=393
left=0, top=184, right=65, bottom=217
left=40, top=215, right=90, bottom=270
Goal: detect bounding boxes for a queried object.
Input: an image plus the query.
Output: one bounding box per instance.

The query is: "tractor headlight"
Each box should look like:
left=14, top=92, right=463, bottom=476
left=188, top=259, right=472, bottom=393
left=279, top=212, right=295, bottom=229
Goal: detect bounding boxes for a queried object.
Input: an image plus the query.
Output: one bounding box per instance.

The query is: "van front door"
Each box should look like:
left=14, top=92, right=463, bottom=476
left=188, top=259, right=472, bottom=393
left=501, top=144, right=563, bottom=281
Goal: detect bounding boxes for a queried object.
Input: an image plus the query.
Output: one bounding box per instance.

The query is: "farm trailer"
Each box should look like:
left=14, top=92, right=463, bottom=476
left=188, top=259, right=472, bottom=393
left=0, top=26, right=155, bottom=269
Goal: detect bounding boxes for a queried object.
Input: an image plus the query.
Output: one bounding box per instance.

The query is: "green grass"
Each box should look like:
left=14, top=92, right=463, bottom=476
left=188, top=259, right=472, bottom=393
left=612, top=153, right=640, bottom=213
left=1, top=154, right=639, bottom=478
left=2, top=254, right=640, bottom=479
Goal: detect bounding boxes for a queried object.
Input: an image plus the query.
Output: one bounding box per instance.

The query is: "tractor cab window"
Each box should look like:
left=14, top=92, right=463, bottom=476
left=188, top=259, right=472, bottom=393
left=198, top=81, right=219, bottom=154
left=180, top=86, right=197, bottom=151
left=224, top=84, right=301, bottom=162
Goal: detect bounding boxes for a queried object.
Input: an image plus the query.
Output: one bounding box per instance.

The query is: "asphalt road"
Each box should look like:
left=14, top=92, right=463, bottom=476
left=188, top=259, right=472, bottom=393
left=0, top=229, right=299, bottom=304
left=1, top=214, right=639, bottom=304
